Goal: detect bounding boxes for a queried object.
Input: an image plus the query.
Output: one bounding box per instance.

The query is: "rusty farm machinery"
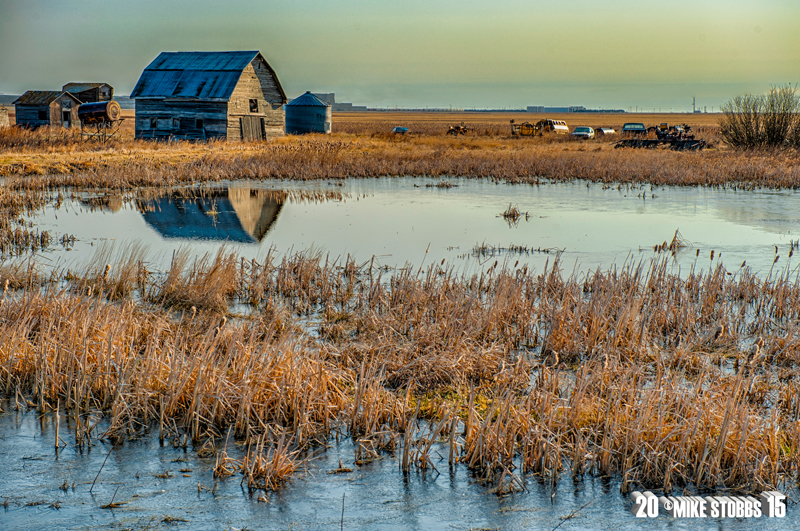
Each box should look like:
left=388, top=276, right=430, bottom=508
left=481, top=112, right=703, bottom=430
left=615, top=123, right=707, bottom=151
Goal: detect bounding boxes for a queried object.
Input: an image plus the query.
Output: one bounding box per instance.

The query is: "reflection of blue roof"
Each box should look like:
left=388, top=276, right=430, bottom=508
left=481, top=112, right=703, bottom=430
left=139, top=196, right=256, bottom=243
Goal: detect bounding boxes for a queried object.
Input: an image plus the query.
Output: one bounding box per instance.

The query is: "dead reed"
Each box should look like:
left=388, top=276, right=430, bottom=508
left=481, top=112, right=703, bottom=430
left=3, top=121, right=800, bottom=190
left=2, top=246, right=800, bottom=496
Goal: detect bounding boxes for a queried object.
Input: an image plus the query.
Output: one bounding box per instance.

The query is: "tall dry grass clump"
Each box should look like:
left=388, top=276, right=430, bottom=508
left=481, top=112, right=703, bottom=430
left=2, top=247, right=800, bottom=495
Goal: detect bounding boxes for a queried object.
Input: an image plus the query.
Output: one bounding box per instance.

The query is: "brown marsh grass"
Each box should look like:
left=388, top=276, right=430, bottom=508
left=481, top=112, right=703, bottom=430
left=3, top=111, right=800, bottom=190
left=2, top=247, right=800, bottom=495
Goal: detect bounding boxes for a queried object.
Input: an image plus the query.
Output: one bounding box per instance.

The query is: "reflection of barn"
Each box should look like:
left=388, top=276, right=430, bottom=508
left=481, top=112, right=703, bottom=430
left=129, top=51, right=287, bottom=141
left=138, top=188, right=285, bottom=243
left=13, top=91, right=81, bottom=128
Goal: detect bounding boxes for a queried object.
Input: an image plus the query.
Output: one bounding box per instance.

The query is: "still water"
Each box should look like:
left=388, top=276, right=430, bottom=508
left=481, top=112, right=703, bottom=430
left=4, top=178, right=800, bottom=529
left=0, top=406, right=790, bottom=531
left=21, top=177, right=800, bottom=276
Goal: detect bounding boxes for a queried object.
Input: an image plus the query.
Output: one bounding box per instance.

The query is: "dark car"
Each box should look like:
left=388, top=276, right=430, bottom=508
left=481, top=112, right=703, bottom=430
left=621, top=123, right=647, bottom=136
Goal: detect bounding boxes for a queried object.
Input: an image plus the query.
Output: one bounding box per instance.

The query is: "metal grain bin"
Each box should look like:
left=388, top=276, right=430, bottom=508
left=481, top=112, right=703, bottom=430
left=285, top=91, right=331, bottom=134
left=78, top=100, right=121, bottom=124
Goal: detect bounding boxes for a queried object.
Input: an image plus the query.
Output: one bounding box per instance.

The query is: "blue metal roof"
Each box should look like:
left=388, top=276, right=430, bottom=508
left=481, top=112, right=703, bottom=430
left=148, top=51, right=258, bottom=72
left=130, top=51, right=271, bottom=100
left=286, top=91, right=330, bottom=107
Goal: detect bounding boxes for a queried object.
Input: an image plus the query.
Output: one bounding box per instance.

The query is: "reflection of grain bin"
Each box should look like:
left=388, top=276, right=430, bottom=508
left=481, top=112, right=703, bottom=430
left=0, top=106, right=8, bottom=128
left=285, top=91, right=331, bottom=134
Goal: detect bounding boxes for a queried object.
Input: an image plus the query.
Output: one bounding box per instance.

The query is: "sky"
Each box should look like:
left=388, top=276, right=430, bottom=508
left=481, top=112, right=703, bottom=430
left=1, top=0, right=798, bottom=111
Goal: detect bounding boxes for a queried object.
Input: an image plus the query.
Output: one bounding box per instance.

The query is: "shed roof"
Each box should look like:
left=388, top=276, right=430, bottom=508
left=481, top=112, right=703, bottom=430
left=130, top=51, right=285, bottom=101
left=286, top=91, right=330, bottom=107
left=13, top=91, right=81, bottom=105
left=62, top=82, right=111, bottom=93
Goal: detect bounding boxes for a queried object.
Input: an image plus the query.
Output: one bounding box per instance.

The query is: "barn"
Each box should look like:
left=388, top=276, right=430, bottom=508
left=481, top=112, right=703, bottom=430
left=62, top=82, right=114, bottom=103
left=129, top=51, right=287, bottom=141
left=13, top=91, right=81, bottom=128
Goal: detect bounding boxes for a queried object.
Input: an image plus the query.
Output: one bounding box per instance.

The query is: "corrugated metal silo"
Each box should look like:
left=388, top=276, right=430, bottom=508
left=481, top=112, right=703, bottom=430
left=285, top=91, right=331, bottom=134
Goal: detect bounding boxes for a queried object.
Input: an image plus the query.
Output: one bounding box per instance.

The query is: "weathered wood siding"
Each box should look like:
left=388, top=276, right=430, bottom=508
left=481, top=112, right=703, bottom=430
left=14, top=106, right=48, bottom=128
left=15, top=99, right=78, bottom=128
left=134, top=99, right=228, bottom=140
left=227, top=62, right=284, bottom=141
left=57, top=95, right=80, bottom=128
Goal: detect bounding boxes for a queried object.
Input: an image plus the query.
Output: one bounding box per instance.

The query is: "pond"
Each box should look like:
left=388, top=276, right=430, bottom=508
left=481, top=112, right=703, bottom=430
left=20, top=177, right=800, bottom=277
left=0, top=406, right=787, bottom=531
left=4, top=177, right=800, bottom=530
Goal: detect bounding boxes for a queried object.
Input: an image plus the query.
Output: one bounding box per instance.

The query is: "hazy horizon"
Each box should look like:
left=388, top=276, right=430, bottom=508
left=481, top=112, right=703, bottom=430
left=1, top=0, right=797, bottom=111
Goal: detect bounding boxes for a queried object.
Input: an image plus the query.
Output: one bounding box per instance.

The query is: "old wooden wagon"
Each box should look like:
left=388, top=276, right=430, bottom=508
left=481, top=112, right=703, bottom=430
left=129, top=51, right=287, bottom=141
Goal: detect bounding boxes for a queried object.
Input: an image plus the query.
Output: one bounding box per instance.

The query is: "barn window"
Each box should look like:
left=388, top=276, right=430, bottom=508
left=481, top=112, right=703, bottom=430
left=149, top=117, right=157, bottom=128
left=173, top=118, right=180, bottom=129
left=196, top=118, right=204, bottom=129
left=249, top=99, right=258, bottom=113
left=38, top=110, right=47, bottom=121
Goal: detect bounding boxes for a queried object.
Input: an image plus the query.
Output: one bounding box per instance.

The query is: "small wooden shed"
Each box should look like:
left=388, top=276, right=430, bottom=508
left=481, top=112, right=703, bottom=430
left=62, top=82, right=114, bottom=103
left=13, top=91, right=81, bottom=128
left=129, top=51, right=287, bottom=141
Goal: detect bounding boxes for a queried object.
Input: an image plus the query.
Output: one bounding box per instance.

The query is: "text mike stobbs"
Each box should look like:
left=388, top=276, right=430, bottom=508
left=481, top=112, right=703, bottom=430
left=630, top=490, right=786, bottom=518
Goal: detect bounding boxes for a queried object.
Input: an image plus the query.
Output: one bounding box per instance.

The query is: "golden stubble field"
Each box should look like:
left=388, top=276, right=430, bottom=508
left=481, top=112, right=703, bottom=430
left=333, top=110, right=723, bottom=132
left=0, top=108, right=728, bottom=180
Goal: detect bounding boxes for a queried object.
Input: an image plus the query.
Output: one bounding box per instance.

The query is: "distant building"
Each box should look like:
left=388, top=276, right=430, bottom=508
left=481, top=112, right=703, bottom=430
left=527, top=106, right=586, bottom=113
left=13, top=91, right=81, bottom=128
left=62, top=82, right=113, bottom=103
left=527, top=105, right=625, bottom=113
left=313, top=93, right=336, bottom=106
left=130, top=51, right=287, bottom=141
left=332, top=102, right=368, bottom=112
left=0, top=105, right=8, bottom=128
left=309, top=93, right=369, bottom=112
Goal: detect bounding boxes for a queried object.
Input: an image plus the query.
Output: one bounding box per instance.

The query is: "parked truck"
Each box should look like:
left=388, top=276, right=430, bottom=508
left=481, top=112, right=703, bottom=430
left=511, top=118, right=569, bottom=136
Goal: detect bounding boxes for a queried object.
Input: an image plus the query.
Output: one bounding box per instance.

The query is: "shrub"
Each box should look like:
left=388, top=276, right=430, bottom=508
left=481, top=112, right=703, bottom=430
left=718, top=85, right=800, bottom=148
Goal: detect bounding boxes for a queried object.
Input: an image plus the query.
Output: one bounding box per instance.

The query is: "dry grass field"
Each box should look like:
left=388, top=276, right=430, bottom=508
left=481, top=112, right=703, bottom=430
left=6, top=108, right=799, bottom=191
left=334, top=111, right=722, bottom=136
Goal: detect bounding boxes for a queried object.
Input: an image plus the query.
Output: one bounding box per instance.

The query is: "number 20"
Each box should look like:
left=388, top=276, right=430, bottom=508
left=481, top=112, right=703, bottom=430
left=631, top=491, right=658, bottom=518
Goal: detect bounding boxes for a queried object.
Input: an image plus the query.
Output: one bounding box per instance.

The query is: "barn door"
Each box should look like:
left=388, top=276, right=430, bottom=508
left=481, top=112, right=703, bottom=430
left=240, top=116, right=263, bottom=141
